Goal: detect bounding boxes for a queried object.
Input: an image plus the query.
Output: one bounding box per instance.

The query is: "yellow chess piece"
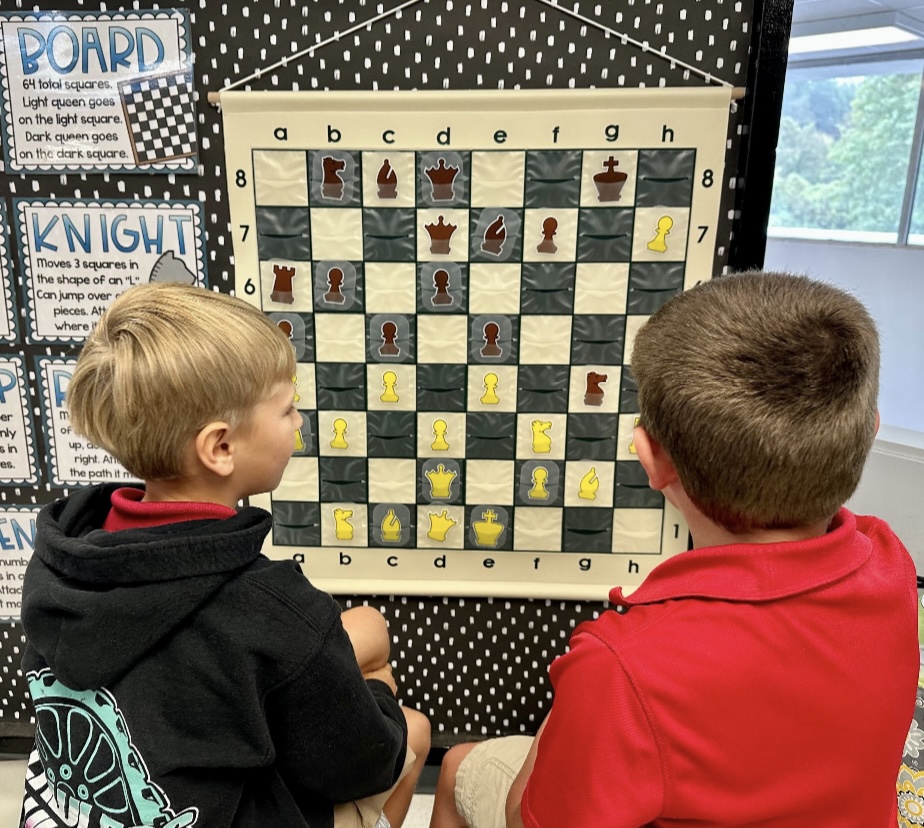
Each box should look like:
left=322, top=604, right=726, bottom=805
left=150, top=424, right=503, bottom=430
left=292, top=375, right=300, bottom=403
left=531, top=420, right=552, bottom=453
left=330, top=417, right=349, bottom=449
left=480, top=372, right=500, bottom=405
left=579, top=467, right=599, bottom=500
left=431, top=419, right=450, bottom=451
left=647, top=215, right=673, bottom=253
left=425, top=463, right=457, bottom=499
left=528, top=467, right=550, bottom=500
left=333, top=508, right=354, bottom=540
left=628, top=416, right=640, bottom=455
left=381, top=370, right=399, bottom=403
left=381, top=508, right=401, bottom=543
left=294, top=428, right=305, bottom=452
left=427, top=509, right=457, bottom=542
left=472, top=508, right=504, bottom=548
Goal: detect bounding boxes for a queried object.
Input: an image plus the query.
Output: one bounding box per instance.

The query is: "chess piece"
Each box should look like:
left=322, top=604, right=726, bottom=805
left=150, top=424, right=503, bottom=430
left=481, top=215, right=507, bottom=256
left=381, top=370, right=399, bottom=403
left=271, top=264, right=296, bottom=304
left=324, top=267, right=346, bottom=304
left=528, top=467, right=551, bottom=500
left=321, top=155, right=346, bottom=200
left=537, top=217, right=558, bottom=254
left=425, top=157, right=460, bottom=201
left=593, top=156, right=629, bottom=202
left=531, top=420, right=552, bottom=454
left=431, top=269, right=454, bottom=306
left=425, top=215, right=457, bottom=255
left=425, top=463, right=457, bottom=499
left=431, top=419, right=450, bottom=451
left=647, top=216, right=673, bottom=253
left=480, top=322, right=502, bottom=358
left=584, top=371, right=607, bottom=406
left=629, top=416, right=640, bottom=454
left=379, top=321, right=400, bottom=357
left=480, top=372, right=500, bottom=405
left=330, top=417, right=349, bottom=449
left=579, top=467, right=599, bottom=500
left=380, top=509, right=401, bottom=543
left=294, top=427, right=305, bottom=452
left=149, top=250, right=196, bottom=284
left=472, top=508, right=504, bottom=548
left=277, top=319, right=293, bottom=340
left=377, top=158, right=398, bottom=199
left=333, top=507, right=354, bottom=540
left=427, top=509, right=458, bottom=542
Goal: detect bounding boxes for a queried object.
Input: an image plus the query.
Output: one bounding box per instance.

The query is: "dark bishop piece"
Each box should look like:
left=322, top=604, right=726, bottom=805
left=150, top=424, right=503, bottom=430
left=377, top=158, right=398, bottom=199
left=425, top=157, right=460, bottom=201
left=481, top=215, right=507, bottom=256
left=425, top=215, right=458, bottom=255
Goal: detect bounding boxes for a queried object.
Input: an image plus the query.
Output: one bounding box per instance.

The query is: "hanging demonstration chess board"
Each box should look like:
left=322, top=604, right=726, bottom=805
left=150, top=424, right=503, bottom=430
left=222, top=88, right=731, bottom=599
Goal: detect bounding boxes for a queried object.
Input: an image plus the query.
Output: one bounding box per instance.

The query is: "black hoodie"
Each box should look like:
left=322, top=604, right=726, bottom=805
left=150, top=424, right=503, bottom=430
left=19, top=484, right=407, bottom=828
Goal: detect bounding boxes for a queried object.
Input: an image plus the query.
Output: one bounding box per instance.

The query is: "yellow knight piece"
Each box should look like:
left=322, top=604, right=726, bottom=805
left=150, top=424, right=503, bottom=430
left=579, top=467, right=599, bottom=500
left=333, top=508, right=354, bottom=541
left=472, top=508, right=504, bottom=548
left=380, top=508, right=401, bottom=543
left=427, top=509, right=457, bottom=542
left=531, top=420, right=552, bottom=453
left=425, top=463, right=457, bottom=499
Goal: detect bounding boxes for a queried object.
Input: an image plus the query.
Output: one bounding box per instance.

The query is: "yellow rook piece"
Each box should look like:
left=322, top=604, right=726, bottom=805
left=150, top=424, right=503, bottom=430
left=425, top=463, right=457, bottom=499
left=427, top=509, right=457, bottom=542
left=472, top=508, right=504, bottom=548
left=381, top=370, right=399, bottom=403
left=333, top=508, right=354, bottom=541
left=331, top=417, right=349, bottom=449
left=381, top=508, right=401, bottom=543
left=480, top=372, right=500, bottom=405
left=529, top=467, right=550, bottom=500
left=646, top=215, right=673, bottom=253
left=579, top=467, right=599, bottom=500
left=431, top=419, right=450, bottom=451
left=531, top=420, right=552, bottom=453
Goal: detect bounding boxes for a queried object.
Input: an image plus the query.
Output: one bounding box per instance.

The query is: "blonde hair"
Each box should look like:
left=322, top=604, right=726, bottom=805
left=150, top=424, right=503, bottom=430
left=68, top=283, right=296, bottom=480
left=631, top=271, right=879, bottom=532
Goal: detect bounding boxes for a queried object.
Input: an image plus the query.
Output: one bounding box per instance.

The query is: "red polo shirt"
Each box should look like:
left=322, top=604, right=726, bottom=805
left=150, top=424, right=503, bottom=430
left=102, top=487, right=236, bottom=531
left=522, top=509, right=918, bottom=827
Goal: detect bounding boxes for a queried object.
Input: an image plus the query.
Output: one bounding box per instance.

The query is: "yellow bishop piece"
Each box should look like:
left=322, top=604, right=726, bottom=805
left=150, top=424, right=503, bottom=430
left=579, top=467, right=599, bottom=500
left=427, top=510, right=457, bottom=542
left=380, top=509, right=401, bottom=543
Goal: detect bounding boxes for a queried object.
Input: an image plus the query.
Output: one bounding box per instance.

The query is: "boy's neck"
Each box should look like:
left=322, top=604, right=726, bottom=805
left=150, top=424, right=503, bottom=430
left=141, top=478, right=241, bottom=510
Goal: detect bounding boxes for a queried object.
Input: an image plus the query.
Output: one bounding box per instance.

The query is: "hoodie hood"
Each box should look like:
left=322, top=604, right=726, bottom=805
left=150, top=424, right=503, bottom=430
left=22, top=484, right=272, bottom=689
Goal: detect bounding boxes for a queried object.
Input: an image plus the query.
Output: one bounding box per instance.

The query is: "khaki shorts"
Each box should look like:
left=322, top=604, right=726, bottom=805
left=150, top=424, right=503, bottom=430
left=454, top=736, right=533, bottom=828
left=333, top=746, right=416, bottom=828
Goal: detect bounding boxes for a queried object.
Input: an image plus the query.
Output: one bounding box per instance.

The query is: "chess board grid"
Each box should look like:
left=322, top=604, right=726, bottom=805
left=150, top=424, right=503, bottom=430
left=119, top=69, right=198, bottom=166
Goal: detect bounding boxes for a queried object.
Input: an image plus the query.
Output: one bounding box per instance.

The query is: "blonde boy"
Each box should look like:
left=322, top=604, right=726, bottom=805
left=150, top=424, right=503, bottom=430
left=21, top=283, right=428, bottom=828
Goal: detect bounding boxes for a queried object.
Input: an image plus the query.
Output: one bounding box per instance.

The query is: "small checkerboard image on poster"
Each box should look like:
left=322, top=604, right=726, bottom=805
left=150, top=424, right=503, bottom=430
left=118, top=70, right=197, bottom=166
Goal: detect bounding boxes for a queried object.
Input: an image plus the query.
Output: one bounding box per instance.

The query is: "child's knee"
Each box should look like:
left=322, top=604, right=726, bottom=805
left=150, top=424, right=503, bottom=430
left=402, top=706, right=431, bottom=757
left=341, top=605, right=391, bottom=670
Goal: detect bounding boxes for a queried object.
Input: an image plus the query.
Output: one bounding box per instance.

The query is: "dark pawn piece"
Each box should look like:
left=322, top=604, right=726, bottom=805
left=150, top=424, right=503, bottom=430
left=379, top=321, right=401, bottom=356
left=537, top=216, right=558, bottom=254
left=431, top=269, right=454, bottom=306
left=324, top=267, right=346, bottom=304
left=481, top=322, right=502, bottom=358
left=277, top=319, right=294, bottom=340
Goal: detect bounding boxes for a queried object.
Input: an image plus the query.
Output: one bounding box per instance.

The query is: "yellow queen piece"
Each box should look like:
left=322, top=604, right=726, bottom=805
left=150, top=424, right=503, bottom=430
left=425, top=463, right=457, bottom=499
left=427, top=510, right=457, bottom=542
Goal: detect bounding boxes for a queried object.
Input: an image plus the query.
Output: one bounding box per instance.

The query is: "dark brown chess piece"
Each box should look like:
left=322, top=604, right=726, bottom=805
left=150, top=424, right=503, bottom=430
left=277, top=319, right=293, bottom=340
left=324, top=267, right=346, bottom=304
left=425, top=215, right=457, bottom=255
left=593, top=156, right=628, bottom=202
left=377, top=158, right=398, bottom=199
left=322, top=155, right=346, bottom=200
left=481, top=322, right=502, bottom=358
left=584, top=371, right=608, bottom=406
left=425, top=157, right=460, bottom=201
left=537, top=216, right=558, bottom=254
left=481, top=215, right=506, bottom=256
left=379, top=321, right=401, bottom=356
left=431, top=269, right=454, bottom=306
left=271, top=264, right=296, bottom=304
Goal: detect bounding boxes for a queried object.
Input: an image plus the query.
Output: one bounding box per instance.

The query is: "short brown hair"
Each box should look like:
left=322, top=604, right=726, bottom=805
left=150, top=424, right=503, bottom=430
left=631, top=271, right=879, bottom=532
left=68, top=283, right=296, bottom=480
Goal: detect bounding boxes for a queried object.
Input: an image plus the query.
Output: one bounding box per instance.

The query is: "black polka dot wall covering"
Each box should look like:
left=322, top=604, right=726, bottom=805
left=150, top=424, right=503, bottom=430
left=0, top=0, right=790, bottom=745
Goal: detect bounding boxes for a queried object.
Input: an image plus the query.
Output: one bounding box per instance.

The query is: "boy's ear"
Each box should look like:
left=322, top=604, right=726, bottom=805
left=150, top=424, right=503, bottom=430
left=194, top=421, right=235, bottom=478
left=633, top=426, right=678, bottom=492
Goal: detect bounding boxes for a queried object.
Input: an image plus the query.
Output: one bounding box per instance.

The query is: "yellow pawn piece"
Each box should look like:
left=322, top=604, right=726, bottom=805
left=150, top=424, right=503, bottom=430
left=646, top=215, right=673, bottom=253
left=628, top=416, right=641, bottom=455
left=427, top=509, right=458, bottom=542
left=472, top=508, right=504, bottom=548
left=480, top=372, right=500, bottom=405
left=528, top=467, right=550, bottom=500
left=330, top=417, right=349, bottom=449
left=381, top=370, right=399, bottom=403
left=425, top=463, right=457, bottom=499
left=294, top=428, right=305, bottom=452
left=333, top=508, right=354, bottom=541
left=579, top=467, right=599, bottom=500
left=381, top=509, right=401, bottom=543
left=531, top=419, right=552, bottom=454
left=431, top=419, right=450, bottom=451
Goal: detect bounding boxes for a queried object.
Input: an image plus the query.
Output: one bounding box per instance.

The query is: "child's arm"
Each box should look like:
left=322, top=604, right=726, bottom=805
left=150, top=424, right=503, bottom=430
left=505, top=718, right=547, bottom=828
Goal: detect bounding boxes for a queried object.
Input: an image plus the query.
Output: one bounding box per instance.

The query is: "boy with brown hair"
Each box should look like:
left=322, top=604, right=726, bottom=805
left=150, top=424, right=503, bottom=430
left=20, top=283, right=429, bottom=828
left=430, top=271, right=918, bottom=828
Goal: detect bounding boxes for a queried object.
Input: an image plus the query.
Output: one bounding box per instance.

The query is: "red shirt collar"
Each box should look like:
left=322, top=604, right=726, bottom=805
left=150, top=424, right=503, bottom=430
left=102, top=487, right=237, bottom=532
left=611, top=508, right=872, bottom=607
